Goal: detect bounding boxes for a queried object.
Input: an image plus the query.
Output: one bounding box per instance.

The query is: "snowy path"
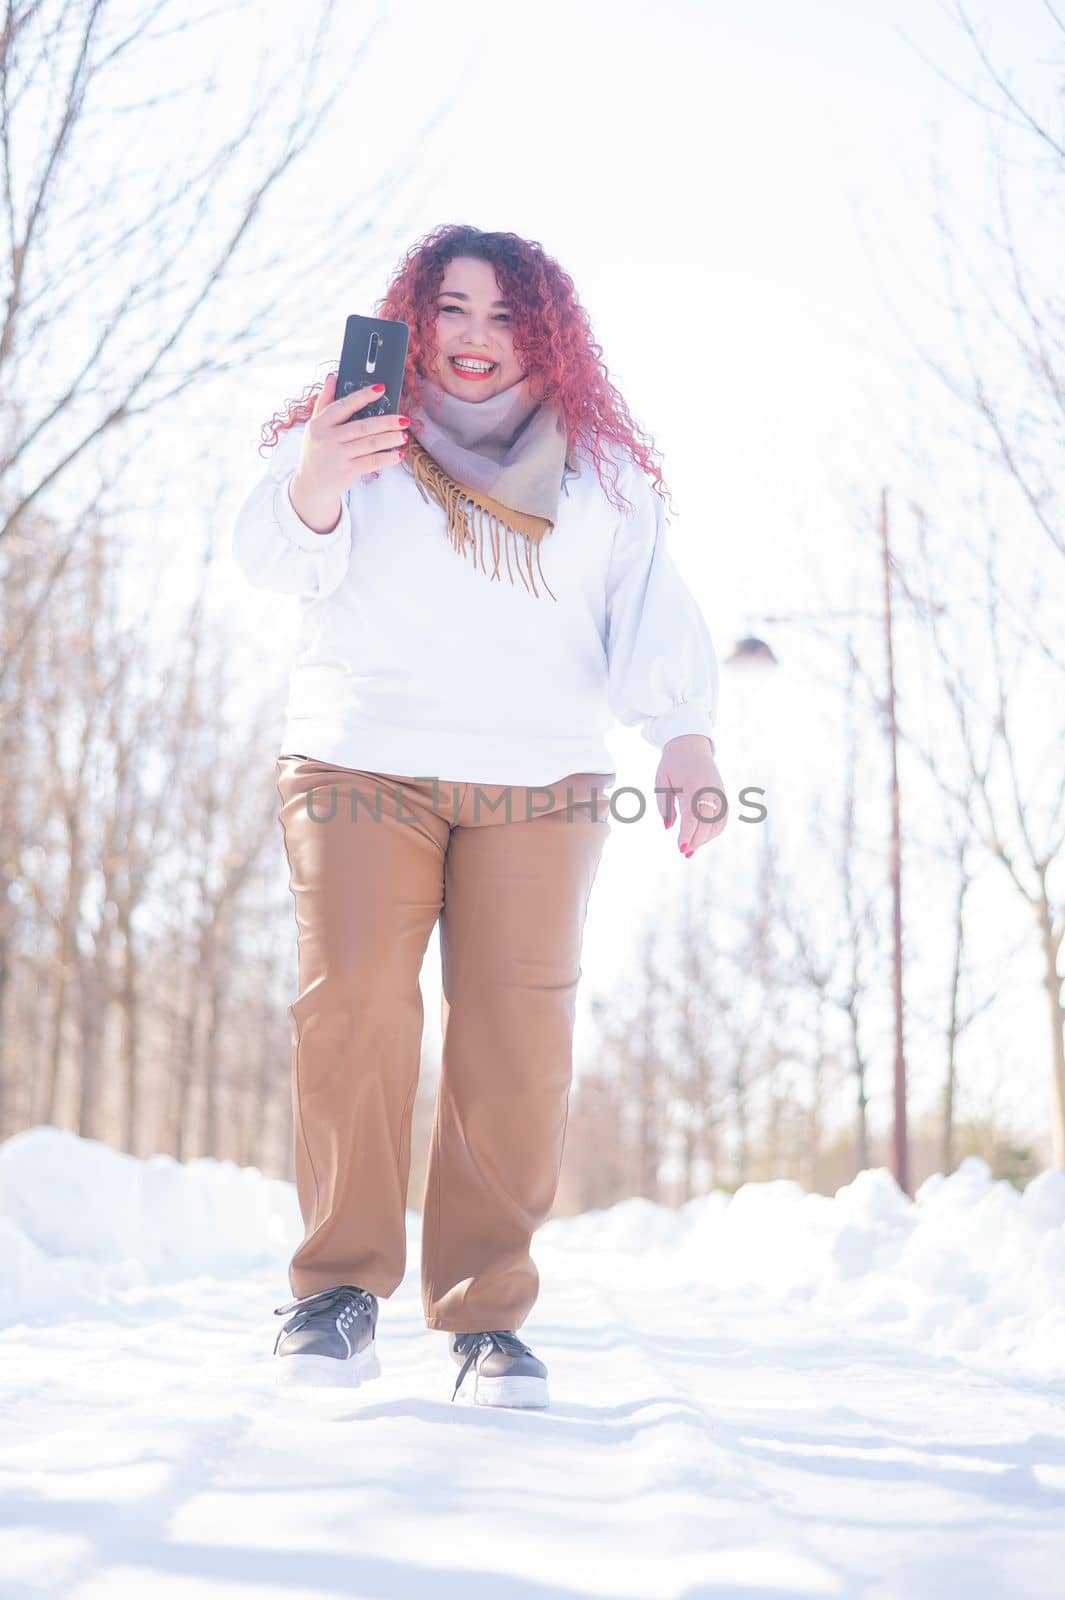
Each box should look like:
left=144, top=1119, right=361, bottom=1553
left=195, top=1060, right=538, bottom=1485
left=3, top=1227, right=1065, bottom=1600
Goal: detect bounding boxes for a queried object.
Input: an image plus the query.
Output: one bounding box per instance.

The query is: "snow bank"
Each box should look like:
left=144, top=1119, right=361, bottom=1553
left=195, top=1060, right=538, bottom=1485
left=2, top=1128, right=1063, bottom=1384
left=0, top=1125, right=301, bottom=1323
left=542, top=1157, right=1065, bottom=1382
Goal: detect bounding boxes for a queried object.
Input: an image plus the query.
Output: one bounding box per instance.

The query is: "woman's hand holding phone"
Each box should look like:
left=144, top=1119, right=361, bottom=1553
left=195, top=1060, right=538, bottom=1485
left=289, top=371, right=409, bottom=534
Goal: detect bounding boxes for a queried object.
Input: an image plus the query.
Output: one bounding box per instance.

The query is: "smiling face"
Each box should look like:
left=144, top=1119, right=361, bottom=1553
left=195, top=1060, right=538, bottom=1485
left=429, top=255, right=527, bottom=402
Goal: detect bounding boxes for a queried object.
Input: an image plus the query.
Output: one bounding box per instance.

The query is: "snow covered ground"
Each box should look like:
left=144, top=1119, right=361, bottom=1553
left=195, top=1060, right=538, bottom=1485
left=2, top=1127, right=1064, bottom=1600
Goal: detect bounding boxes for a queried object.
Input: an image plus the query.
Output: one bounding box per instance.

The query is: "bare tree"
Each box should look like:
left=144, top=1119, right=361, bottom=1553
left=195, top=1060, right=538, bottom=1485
left=934, top=814, right=999, bottom=1171
left=0, top=0, right=431, bottom=648
left=780, top=645, right=882, bottom=1174
left=628, top=926, right=668, bottom=1201
left=907, top=518, right=1065, bottom=1162
left=0, top=425, right=301, bottom=1166
left=560, top=1049, right=630, bottom=1214
left=902, top=3, right=1064, bottom=542
left=873, top=51, right=1064, bottom=1152
left=666, top=880, right=729, bottom=1200
left=0, top=1, right=450, bottom=1170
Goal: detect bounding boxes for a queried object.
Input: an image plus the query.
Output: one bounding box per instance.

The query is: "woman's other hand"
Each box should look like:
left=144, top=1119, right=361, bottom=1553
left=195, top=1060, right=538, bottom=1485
left=656, top=734, right=728, bottom=858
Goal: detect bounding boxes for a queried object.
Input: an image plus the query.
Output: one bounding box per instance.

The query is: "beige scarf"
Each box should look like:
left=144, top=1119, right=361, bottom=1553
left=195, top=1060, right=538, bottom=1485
left=401, top=375, right=578, bottom=602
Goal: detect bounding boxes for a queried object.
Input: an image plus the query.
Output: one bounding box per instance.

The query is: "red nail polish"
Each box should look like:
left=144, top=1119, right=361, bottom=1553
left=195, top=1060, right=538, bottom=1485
left=372, top=383, right=386, bottom=393
left=398, top=415, right=411, bottom=426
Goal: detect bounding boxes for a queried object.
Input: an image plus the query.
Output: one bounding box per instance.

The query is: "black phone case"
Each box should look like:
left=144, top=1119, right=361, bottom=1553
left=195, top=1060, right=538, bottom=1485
left=336, top=314, right=410, bottom=419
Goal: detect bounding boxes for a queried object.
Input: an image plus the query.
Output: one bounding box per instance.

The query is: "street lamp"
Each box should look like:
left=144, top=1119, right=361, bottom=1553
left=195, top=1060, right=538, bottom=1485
left=724, top=635, right=780, bottom=670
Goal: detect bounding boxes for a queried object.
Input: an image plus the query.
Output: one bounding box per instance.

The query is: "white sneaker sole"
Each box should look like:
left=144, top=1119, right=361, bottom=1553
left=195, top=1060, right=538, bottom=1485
left=276, top=1344, right=381, bottom=1389
left=454, top=1372, right=550, bottom=1409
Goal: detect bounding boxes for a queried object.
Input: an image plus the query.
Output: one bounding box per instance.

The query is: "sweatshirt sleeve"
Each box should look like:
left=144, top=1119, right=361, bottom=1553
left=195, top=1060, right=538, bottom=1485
left=231, top=422, right=353, bottom=600
left=605, top=460, right=719, bottom=751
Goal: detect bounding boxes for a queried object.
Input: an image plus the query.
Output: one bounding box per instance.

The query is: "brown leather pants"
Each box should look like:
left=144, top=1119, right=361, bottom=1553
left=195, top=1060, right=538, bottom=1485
left=274, top=755, right=612, bottom=1333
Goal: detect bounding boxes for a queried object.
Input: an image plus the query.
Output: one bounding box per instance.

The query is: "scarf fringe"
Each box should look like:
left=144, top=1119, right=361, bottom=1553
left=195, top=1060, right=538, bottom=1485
left=404, top=436, right=559, bottom=603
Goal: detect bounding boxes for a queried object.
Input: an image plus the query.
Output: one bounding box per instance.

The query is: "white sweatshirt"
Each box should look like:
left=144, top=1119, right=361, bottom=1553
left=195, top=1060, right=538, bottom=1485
left=231, top=422, right=720, bottom=786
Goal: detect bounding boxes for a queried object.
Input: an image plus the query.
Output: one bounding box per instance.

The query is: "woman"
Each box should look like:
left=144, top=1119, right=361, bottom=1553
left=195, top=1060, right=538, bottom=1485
left=232, top=224, right=727, bottom=1410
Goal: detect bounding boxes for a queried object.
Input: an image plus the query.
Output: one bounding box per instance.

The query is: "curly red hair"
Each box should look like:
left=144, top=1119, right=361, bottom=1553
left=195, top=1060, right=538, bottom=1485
left=258, top=223, right=675, bottom=518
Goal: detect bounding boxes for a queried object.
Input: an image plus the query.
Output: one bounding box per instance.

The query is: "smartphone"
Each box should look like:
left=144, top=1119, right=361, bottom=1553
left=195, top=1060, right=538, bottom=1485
left=336, top=314, right=410, bottom=419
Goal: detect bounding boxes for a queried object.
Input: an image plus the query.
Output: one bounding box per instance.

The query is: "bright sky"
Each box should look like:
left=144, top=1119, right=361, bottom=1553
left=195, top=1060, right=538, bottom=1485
left=122, top=0, right=1059, bottom=1156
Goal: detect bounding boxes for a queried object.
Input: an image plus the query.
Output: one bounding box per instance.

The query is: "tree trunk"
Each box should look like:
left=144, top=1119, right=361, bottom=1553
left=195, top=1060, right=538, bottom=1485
left=1036, top=901, right=1065, bottom=1168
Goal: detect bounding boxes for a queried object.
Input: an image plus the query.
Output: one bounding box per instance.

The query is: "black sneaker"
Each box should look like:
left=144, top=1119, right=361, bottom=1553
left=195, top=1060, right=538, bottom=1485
left=273, top=1285, right=381, bottom=1389
left=447, top=1329, right=549, bottom=1409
